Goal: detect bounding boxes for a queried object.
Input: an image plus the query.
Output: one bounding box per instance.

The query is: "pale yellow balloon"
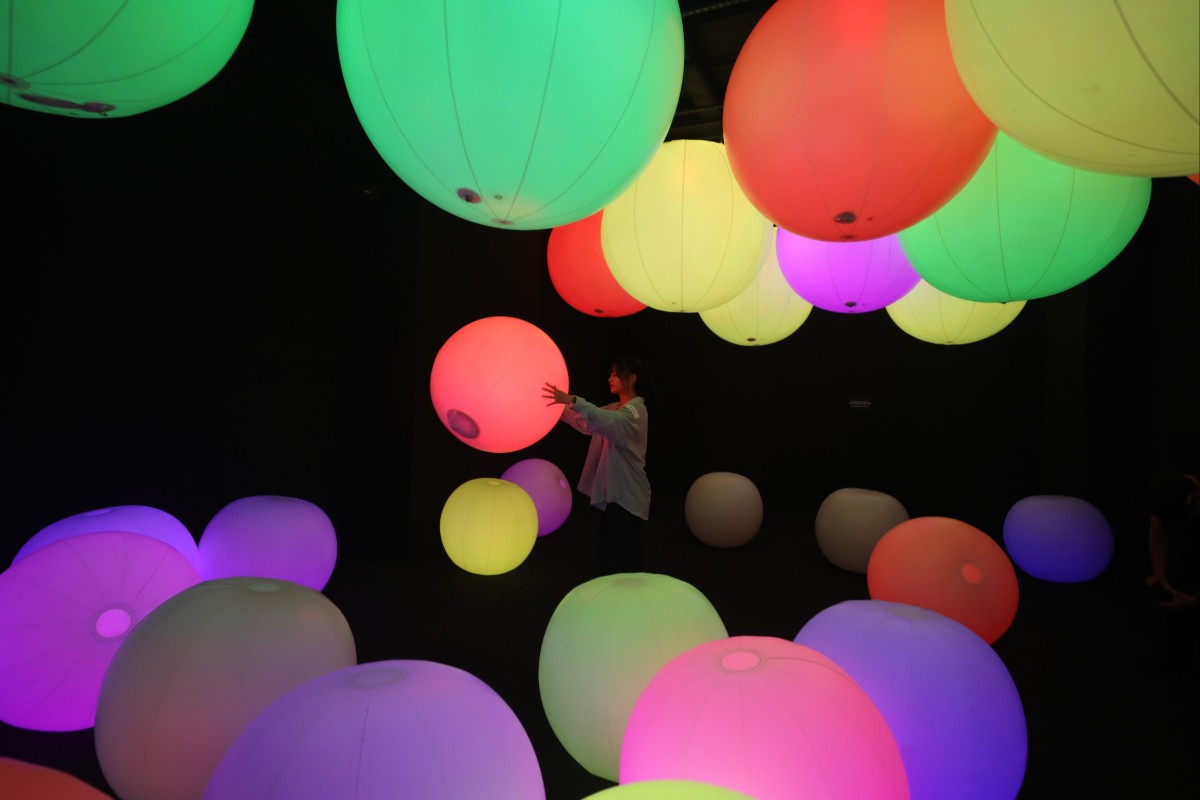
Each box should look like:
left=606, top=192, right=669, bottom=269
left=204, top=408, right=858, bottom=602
left=440, top=478, right=538, bottom=575
left=946, top=0, right=1199, bottom=176
left=601, top=139, right=772, bottom=312
left=699, top=232, right=814, bottom=346
left=886, top=279, right=1025, bottom=345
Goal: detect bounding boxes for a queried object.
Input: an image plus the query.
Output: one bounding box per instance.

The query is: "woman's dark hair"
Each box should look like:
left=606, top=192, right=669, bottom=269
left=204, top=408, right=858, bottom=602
left=612, top=354, right=655, bottom=404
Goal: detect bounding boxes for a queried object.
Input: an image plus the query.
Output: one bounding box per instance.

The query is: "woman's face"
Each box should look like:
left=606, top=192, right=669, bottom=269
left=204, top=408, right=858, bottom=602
left=608, top=367, right=633, bottom=396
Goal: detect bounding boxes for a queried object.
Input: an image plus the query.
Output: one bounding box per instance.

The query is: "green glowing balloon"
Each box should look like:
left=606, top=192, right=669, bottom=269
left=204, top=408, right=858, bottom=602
left=898, top=133, right=1151, bottom=302
left=0, top=0, right=254, bottom=118
left=336, top=0, right=684, bottom=230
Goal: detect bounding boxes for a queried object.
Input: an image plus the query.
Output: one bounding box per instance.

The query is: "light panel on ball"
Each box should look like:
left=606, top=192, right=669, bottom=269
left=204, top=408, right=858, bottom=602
left=336, top=0, right=684, bottom=229
left=1, top=0, right=253, bottom=118
left=430, top=316, right=569, bottom=453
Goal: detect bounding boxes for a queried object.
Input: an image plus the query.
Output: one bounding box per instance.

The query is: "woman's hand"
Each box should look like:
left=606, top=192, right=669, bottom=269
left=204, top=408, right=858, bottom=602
left=543, top=382, right=573, bottom=406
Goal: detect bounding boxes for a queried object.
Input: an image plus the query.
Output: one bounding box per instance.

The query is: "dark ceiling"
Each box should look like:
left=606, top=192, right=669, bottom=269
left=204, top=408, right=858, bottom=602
left=241, top=0, right=774, bottom=145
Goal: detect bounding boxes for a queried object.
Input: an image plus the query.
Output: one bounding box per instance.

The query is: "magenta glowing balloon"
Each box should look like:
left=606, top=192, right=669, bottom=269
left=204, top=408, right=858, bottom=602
left=501, top=457, right=573, bottom=536
left=776, top=230, right=921, bottom=313
left=196, top=496, right=337, bottom=590
left=1002, top=496, right=1114, bottom=583
left=203, top=660, right=545, bottom=800
left=548, top=211, right=647, bottom=318
left=14, top=504, right=198, bottom=571
left=430, top=316, right=570, bottom=453
left=0, top=532, right=200, bottom=732
left=795, top=600, right=1027, bottom=800
left=868, top=517, right=1019, bottom=644
left=620, top=635, right=910, bottom=800
left=94, top=577, right=357, bottom=800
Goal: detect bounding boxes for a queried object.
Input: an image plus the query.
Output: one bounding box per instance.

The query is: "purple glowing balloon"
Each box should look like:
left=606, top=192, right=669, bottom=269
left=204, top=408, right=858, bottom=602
left=795, top=600, right=1027, bottom=800
left=197, top=496, right=337, bottom=590
left=203, top=660, right=545, bottom=800
left=13, top=505, right=198, bottom=571
left=0, top=531, right=201, bottom=731
left=776, top=229, right=920, bottom=313
left=1002, top=496, right=1114, bottom=583
left=501, top=458, right=573, bottom=536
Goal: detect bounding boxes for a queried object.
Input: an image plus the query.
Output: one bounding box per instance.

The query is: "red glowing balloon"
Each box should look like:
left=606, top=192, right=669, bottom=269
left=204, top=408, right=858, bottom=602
left=723, top=0, right=997, bottom=242
left=867, top=516, right=1019, bottom=644
left=547, top=212, right=646, bottom=318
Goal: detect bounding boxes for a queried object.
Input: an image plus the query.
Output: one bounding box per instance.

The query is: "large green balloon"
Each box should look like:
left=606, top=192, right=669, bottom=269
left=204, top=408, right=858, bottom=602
left=899, top=133, right=1151, bottom=302
left=0, top=1, right=253, bottom=118
left=336, top=0, right=684, bottom=230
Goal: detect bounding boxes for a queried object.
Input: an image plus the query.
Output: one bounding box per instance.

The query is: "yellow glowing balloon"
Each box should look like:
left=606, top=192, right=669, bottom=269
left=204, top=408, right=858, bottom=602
left=945, top=0, right=1199, bottom=176
left=886, top=279, right=1025, bottom=345
left=601, top=140, right=772, bottom=312
left=699, top=231, right=814, bottom=346
left=440, top=478, right=537, bottom=576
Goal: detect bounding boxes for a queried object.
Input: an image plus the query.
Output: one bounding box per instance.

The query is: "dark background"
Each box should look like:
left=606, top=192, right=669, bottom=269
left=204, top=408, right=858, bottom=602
left=2, top=2, right=1198, bottom=798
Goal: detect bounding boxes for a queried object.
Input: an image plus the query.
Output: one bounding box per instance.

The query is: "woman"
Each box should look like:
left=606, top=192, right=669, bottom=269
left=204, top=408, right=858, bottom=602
left=543, top=355, right=652, bottom=574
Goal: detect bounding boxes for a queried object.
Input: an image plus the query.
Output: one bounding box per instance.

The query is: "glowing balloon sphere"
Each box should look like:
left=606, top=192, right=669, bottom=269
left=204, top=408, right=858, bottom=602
left=795, top=600, right=1027, bottom=800
left=945, top=0, right=1200, bottom=177
left=441, top=478, right=538, bottom=575
left=94, top=578, right=356, bottom=800
left=548, top=211, right=648, bottom=318
left=14, top=504, right=198, bottom=570
left=815, top=488, right=909, bottom=574
left=683, top=472, right=764, bottom=549
left=723, top=0, right=996, bottom=242
left=868, top=517, right=1019, bottom=644
left=776, top=231, right=921, bottom=313
left=336, top=1, right=683, bottom=229
left=197, top=496, right=337, bottom=590
left=501, top=457, right=573, bottom=537
left=203, top=660, right=545, bottom=800
left=430, top=316, right=569, bottom=452
left=1002, top=496, right=1115, bottom=583
left=886, top=279, right=1026, bottom=345
left=584, top=781, right=753, bottom=800
left=0, top=757, right=113, bottom=800
left=0, top=0, right=252, bottom=118
left=0, top=532, right=200, bottom=732
left=620, top=635, right=909, bottom=800
left=899, top=133, right=1151, bottom=302
left=699, top=232, right=814, bottom=346
left=539, top=573, right=728, bottom=782
left=601, top=139, right=773, bottom=312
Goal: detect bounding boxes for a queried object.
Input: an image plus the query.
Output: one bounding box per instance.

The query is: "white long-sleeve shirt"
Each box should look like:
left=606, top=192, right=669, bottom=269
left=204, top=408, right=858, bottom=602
left=559, top=395, right=650, bottom=520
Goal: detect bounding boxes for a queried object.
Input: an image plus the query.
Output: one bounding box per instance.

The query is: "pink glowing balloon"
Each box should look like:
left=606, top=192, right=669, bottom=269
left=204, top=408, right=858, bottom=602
left=0, top=532, right=200, bottom=731
left=0, top=757, right=113, bottom=800
left=620, top=635, right=910, bottom=800
left=197, top=496, right=337, bottom=590
left=868, top=516, right=1019, bottom=644
left=796, top=600, right=1027, bottom=800
left=14, top=504, right=198, bottom=570
left=94, top=577, right=357, bottom=800
left=776, top=230, right=921, bottom=313
left=723, top=0, right=996, bottom=242
left=501, top=457, right=573, bottom=536
left=203, top=660, right=545, bottom=800
left=430, top=316, right=570, bottom=453
left=548, top=211, right=647, bottom=318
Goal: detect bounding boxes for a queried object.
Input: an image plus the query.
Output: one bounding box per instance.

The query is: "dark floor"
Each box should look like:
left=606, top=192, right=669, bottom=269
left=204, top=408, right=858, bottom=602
left=2, top=491, right=1197, bottom=800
